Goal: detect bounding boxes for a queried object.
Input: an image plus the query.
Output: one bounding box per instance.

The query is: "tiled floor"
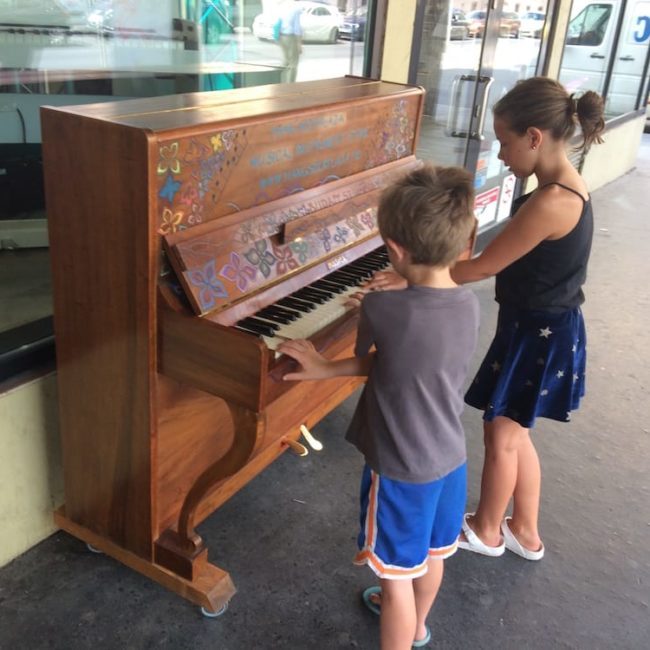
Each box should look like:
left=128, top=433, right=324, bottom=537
left=1, top=135, right=649, bottom=649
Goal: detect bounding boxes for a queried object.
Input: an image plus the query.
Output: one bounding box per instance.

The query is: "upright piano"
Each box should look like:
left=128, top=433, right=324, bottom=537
left=41, top=77, right=425, bottom=614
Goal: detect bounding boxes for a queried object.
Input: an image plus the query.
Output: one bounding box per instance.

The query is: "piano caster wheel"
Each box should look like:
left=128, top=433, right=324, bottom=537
left=200, top=602, right=228, bottom=618
left=86, top=543, right=103, bottom=554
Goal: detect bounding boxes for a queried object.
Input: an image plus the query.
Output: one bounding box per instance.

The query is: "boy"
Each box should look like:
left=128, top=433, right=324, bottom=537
left=278, top=164, right=479, bottom=650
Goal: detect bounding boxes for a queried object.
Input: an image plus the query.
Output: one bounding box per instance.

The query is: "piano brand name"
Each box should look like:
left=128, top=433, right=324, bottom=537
left=327, top=255, right=348, bottom=270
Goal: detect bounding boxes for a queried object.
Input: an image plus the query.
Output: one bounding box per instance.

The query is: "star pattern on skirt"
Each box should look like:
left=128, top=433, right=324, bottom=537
left=539, top=326, right=552, bottom=338
left=491, top=361, right=501, bottom=372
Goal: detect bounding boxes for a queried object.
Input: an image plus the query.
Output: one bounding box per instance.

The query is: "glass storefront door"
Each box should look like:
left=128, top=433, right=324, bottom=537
left=412, top=0, right=548, bottom=241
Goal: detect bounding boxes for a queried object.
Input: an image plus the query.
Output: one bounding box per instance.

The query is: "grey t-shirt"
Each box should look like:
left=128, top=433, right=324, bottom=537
left=345, top=285, right=480, bottom=483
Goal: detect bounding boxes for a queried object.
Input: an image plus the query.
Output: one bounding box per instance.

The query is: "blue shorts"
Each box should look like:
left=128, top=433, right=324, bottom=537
left=353, top=463, right=467, bottom=580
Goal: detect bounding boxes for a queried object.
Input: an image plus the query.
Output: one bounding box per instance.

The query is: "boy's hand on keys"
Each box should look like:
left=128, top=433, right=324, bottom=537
left=364, top=269, right=407, bottom=292
left=279, top=339, right=331, bottom=381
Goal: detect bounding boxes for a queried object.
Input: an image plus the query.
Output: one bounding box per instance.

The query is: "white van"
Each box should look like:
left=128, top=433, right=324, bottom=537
left=559, top=0, right=650, bottom=116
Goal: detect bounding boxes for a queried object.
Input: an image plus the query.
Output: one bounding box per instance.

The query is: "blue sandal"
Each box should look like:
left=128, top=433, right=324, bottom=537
left=361, top=586, right=432, bottom=647
left=361, top=585, right=381, bottom=616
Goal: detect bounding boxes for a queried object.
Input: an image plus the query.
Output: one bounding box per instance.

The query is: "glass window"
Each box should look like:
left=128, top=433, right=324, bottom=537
left=0, top=0, right=373, bottom=375
left=559, top=1, right=650, bottom=119
left=566, top=3, right=613, bottom=46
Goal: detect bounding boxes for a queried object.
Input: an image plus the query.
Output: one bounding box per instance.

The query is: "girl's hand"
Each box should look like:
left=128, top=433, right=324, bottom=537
left=364, top=269, right=408, bottom=292
left=278, top=339, right=331, bottom=380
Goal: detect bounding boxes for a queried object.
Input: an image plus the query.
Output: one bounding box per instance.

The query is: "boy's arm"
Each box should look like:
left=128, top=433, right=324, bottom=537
left=279, top=339, right=374, bottom=381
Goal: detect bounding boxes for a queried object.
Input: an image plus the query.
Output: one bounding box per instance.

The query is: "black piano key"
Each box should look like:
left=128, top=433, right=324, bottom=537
left=329, top=270, right=363, bottom=285
left=302, top=286, right=333, bottom=299
left=237, top=318, right=278, bottom=336
left=352, top=260, right=384, bottom=272
left=260, top=306, right=299, bottom=321
left=255, top=310, right=292, bottom=325
left=234, top=324, right=268, bottom=338
left=312, top=279, right=346, bottom=293
left=278, top=297, right=314, bottom=312
left=293, top=290, right=326, bottom=304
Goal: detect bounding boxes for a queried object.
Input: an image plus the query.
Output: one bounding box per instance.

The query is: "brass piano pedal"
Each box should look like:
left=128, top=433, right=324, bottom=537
left=282, top=437, right=309, bottom=456
left=300, top=424, right=323, bottom=451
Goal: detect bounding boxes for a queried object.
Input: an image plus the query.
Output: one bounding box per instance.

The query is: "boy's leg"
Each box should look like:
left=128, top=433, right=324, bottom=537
left=467, top=416, right=526, bottom=546
left=413, top=557, right=443, bottom=640
left=510, top=431, right=542, bottom=551
left=379, top=578, right=416, bottom=650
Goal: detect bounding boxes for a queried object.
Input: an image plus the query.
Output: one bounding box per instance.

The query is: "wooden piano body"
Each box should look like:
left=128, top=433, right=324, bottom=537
left=41, top=77, right=425, bottom=613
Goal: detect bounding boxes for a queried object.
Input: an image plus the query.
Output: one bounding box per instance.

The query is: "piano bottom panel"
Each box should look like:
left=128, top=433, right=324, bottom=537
left=155, top=353, right=364, bottom=534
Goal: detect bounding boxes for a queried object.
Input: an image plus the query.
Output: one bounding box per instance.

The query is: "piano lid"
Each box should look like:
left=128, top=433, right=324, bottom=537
left=164, top=157, right=422, bottom=316
left=153, top=79, right=424, bottom=236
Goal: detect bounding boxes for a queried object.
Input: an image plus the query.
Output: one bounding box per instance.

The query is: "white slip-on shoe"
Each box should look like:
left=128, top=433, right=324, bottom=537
left=501, top=516, right=545, bottom=561
left=457, top=513, right=505, bottom=557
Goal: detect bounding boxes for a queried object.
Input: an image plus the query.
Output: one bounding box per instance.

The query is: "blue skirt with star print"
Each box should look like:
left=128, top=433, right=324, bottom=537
left=465, top=305, right=586, bottom=428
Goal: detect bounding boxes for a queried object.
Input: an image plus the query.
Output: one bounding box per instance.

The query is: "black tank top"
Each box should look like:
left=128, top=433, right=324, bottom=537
left=495, top=183, right=593, bottom=312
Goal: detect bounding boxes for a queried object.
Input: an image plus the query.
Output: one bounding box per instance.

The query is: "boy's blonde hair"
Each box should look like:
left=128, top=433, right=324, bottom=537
left=377, top=164, right=475, bottom=267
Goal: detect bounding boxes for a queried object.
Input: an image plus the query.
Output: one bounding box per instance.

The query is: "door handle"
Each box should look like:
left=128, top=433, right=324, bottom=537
left=618, top=55, right=634, bottom=61
left=590, top=53, right=605, bottom=59
left=472, top=76, right=494, bottom=140
left=446, top=74, right=473, bottom=138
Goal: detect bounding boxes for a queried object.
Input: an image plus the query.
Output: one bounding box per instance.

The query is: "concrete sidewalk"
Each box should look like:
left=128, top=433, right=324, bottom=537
left=1, top=135, right=649, bottom=650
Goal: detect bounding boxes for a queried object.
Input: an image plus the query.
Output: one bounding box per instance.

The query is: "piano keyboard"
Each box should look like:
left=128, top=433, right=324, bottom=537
left=233, top=248, right=390, bottom=351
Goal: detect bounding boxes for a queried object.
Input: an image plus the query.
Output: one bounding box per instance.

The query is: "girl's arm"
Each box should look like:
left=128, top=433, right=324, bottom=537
left=451, top=189, right=582, bottom=284
left=278, top=339, right=374, bottom=381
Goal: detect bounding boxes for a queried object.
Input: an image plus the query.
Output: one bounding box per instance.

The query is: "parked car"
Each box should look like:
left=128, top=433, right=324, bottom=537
left=499, top=11, right=521, bottom=37
left=449, top=8, right=470, bottom=40
left=466, top=9, right=487, bottom=37
left=466, top=9, right=520, bottom=38
left=519, top=11, right=545, bottom=38
left=339, top=5, right=367, bottom=41
left=252, top=1, right=342, bottom=44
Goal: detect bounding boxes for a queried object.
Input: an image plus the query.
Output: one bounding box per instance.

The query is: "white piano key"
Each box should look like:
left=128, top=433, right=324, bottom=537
left=265, top=283, right=363, bottom=351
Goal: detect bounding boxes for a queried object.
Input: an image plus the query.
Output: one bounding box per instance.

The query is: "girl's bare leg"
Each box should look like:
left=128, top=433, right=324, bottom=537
left=510, top=431, right=543, bottom=550
left=413, top=557, right=443, bottom=641
left=468, top=416, right=528, bottom=546
left=379, top=578, right=416, bottom=650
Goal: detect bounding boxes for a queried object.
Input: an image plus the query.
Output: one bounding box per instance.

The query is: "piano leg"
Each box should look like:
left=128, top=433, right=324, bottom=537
left=54, top=505, right=236, bottom=614
left=154, top=403, right=264, bottom=581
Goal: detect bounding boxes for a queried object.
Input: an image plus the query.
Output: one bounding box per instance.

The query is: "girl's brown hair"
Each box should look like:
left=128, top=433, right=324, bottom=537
left=493, top=76, right=605, bottom=151
left=377, top=164, right=475, bottom=267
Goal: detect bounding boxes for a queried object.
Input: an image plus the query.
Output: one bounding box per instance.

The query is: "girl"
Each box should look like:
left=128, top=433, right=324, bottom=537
left=368, top=76, right=605, bottom=560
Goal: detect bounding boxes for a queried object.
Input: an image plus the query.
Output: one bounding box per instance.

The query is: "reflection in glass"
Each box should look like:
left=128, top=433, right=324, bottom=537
left=0, top=0, right=370, bottom=338
left=559, top=0, right=650, bottom=119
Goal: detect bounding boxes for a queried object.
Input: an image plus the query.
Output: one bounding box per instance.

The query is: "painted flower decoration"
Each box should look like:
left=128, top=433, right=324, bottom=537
left=188, top=260, right=228, bottom=311
left=346, top=215, right=363, bottom=237
left=272, top=244, right=299, bottom=275
left=184, top=139, right=210, bottom=163
left=211, top=133, right=224, bottom=152
left=244, top=240, right=276, bottom=278
left=158, top=207, right=184, bottom=235
left=159, top=174, right=182, bottom=203
left=319, top=228, right=332, bottom=253
left=157, top=142, right=181, bottom=175
left=186, top=203, right=203, bottom=226
left=220, top=252, right=257, bottom=292
left=237, top=221, right=258, bottom=244
left=333, top=225, right=349, bottom=245
left=221, top=130, right=236, bottom=150
left=289, top=239, right=310, bottom=264
left=179, top=183, right=199, bottom=207
left=360, top=210, right=376, bottom=231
